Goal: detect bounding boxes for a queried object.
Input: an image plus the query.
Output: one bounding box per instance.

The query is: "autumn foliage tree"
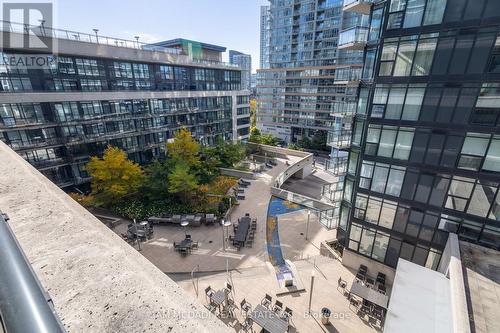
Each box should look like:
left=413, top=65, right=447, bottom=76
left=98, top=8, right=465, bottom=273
left=166, top=128, right=200, bottom=168
left=86, top=145, right=144, bottom=205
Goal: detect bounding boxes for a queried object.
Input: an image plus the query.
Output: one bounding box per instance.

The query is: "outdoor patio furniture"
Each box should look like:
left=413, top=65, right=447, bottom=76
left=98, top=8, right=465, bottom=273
left=338, top=277, right=347, bottom=293
left=241, top=317, right=254, bottom=332
left=205, top=302, right=217, bottom=314
left=241, top=299, right=252, bottom=316
left=272, top=300, right=283, bottom=314
left=281, top=307, right=292, bottom=322
left=185, top=234, right=192, bottom=240
left=261, top=294, right=272, bottom=308
left=348, top=294, right=360, bottom=311
left=224, top=282, right=233, bottom=294
left=234, top=216, right=251, bottom=246
left=172, top=215, right=181, bottom=224
left=359, top=265, right=368, bottom=273
left=376, top=272, right=386, bottom=285
left=191, top=241, right=199, bottom=250
left=356, top=271, right=366, bottom=281
left=237, top=188, right=245, bottom=193
left=365, top=277, right=375, bottom=288
left=205, top=286, right=215, bottom=299
left=350, top=279, right=389, bottom=309
left=250, top=304, right=288, bottom=333
left=192, top=215, right=202, bottom=227
left=237, top=195, right=246, bottom=200
left=205, top=214, right=215, bottom=224
left=245, top=240, right=253, bottom=248
left=377, top=284, right=386, bottom=294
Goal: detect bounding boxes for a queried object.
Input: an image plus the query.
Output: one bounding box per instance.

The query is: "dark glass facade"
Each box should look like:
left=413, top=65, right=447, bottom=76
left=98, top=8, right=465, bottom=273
left=0, top=40, right=250, bottom=188
left=340, top=0, right=500, bottom=270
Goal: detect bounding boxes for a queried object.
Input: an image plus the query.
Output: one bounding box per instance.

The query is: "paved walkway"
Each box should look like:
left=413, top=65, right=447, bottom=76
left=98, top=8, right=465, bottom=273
left=114, top=155, right=334, bottom=273
left=173, top=255, right=382, bottom=333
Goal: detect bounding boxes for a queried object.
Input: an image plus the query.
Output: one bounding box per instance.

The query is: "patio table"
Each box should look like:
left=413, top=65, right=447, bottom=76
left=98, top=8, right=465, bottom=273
left=250, top=304, right=288, bottom=333
left=350, top=279, right=389, bottom=309
left=234, top=216, right=251, bottom=245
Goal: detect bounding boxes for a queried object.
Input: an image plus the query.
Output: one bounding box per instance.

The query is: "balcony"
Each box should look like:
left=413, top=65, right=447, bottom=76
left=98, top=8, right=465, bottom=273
left=331, top=101, right=357, bottom=117
left=338, top=26, right=368, bottom=51
left=343, top=0, right=372, bottom=15
left=327, top=130, right=352, bottom=149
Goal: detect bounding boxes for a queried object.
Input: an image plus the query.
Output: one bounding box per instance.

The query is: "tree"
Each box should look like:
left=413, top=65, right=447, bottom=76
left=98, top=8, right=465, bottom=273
left=168, top=161, right=199, bottom=201
left=259, top=134, right=279, bottom=146
left=166, top=128, right=200, bottom=168
left=143, top=160, right=171, bottom=201
left=197, top=146, right=222, bottom=184
left=250, top=98, right=257, bottom=127
left=219, top=142, right=246, bottom=168
left=86, top=146, right=144, bottom=205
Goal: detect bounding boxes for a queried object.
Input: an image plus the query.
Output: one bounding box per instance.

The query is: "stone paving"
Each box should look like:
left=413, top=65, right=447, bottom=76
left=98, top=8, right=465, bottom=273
left=114, top=155, right=336, bottom=273
left=172, top=255, right=381, bottom=333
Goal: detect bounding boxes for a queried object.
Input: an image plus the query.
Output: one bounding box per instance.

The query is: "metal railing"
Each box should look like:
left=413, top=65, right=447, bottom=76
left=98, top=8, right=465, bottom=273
left=0, top=212, right=66, bottom=333
left=0, top=20, right=241, bottom=68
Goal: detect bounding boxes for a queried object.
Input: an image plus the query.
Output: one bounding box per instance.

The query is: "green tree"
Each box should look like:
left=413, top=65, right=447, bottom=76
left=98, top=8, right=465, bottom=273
left=259, top=134, right=279, bottom=146
left=219, top=142, right=246, bottom=167
left=86, top=145, right=144, bottom=205
left=166, top=128, right=200, bottom=168
left=250, top=98, right=257, bottom=127
left=197, top=146, right=222, bottom=183
left=168, top=162, right=199, bottom=201
left=143, top=160, right=171, bottom=201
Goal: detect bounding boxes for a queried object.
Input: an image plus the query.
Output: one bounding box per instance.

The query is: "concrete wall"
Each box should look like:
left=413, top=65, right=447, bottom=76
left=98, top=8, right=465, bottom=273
left=0, top=141, right=229, bottom=333
left=220, top=168, right=255, bottom=179
left=342, top=249, right=396, bottom=286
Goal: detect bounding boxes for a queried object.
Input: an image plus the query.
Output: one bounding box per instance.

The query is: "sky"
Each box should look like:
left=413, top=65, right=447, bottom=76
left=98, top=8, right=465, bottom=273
left=54, top=0, right=268, bottom=72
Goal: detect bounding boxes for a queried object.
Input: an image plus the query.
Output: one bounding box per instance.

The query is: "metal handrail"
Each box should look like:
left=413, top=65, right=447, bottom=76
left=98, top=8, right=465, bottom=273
left=0, top=20, right=240, bottom=68
left=0, top=212, right=66, bottom=333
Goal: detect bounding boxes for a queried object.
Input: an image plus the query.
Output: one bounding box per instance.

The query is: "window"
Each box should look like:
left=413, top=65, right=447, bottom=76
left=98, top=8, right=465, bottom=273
left=483, top=137, right=500, bottom=172
left=411, top=38, right=437, bottom=76
left=458, top=133, right=489, bottom=171
left=359, top=228, right=376, bottom=256
left=423, top=0, right=447, bottom=25
left=403, top=0, right=425, bottom=28
left=379, top=200, right=397, bottom=229
left=366, top=197, right=382, bottom=224
left=378, top=126, right=397, bottom=158
left=372, top=232, right=390, bottom=262
left=386, top=167, right=406, bottom=197
left=467, top=180, right=498, bottom=218
left=394, top=128, right=415, bottom=160
left=385, top=86, right=406, bottom=119
left=394, top=38, right=417, bottom=76
left=360, top=161, right=406, bottom=197
left=446, top=176, right=475, bottom=212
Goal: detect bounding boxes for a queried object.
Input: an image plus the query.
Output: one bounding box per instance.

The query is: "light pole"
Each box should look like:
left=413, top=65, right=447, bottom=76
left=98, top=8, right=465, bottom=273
left=134, top=36, right=140, bottom=48
left=305, top=209, right=311, bottom=240
left=133, top=219, right=141, bottom=251
left=221, top=219, right=232, bottom=251
left=180, top=220, right=189, bottom=236
left=92, top=29, right=99, bottom=43
left=308, top=269, right=315, bottom=314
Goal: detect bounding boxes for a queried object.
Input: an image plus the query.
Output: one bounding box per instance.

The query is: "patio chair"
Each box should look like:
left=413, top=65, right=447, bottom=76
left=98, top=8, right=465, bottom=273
left=251, top=224, right=257, bottom=231
left=191, top=241, right=199, bottom=250
left=261, top=294, right=272, bottom=308
left=240, top=299, right=252, bottom=316
left=205, top=286, right=215, bottom=302
left=360, top=299, right=373, bottom=316
left=282, top=307, right=292, bottom=322
left=337, top=277, right=347, bottom=293
left=365, top=277, right=375, bottom=288
left=378, top=284, right=386, bottom=294
left=376, top=272, right=386, bottom=285
left=245, top=240, right=253, bottom=248
left=225, top=282, right=233, bottom=294
left=185, top=234, right=192, bottom=240
left=237, top=195, right=246, bottom=200
left=355, top=271, right=366, bottom=281
left=205, top=303, right=217, bottom=314
left=241, top=318, right=254, bottom=332
left=273, top=300, right=283, bottom=314
left=348, top=294, right=360, bottom=311
left=225, top=298, right=237, bottom=318
left=359, top=264, right=368, bottom=273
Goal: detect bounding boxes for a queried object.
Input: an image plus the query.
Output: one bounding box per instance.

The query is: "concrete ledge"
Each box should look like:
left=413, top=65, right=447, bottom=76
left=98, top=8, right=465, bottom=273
left=0, top=141, right=229, bottom=333
left=220, top=167, right=255, bottom=180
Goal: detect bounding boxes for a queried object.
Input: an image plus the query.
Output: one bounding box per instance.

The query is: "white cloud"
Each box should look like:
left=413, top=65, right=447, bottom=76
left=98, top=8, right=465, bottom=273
left=120, top=30, right=163, bottom=43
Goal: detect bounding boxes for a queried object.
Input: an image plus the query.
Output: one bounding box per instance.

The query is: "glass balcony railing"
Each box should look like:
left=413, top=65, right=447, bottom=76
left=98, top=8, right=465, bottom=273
left=338, top=26, right=368, bottom=49
left=327, top=130, right=352, bottom=149
left=331, top=102, right=357, bottom=116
